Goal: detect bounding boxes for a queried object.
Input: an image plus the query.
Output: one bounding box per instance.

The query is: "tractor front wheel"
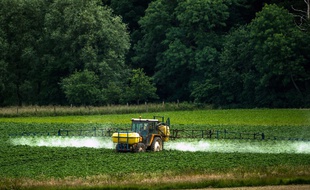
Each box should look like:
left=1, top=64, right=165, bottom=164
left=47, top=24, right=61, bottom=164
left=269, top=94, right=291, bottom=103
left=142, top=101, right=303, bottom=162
left=134, top=143, right=146, bottom=153
left=151, top=137, right=163, bottom=151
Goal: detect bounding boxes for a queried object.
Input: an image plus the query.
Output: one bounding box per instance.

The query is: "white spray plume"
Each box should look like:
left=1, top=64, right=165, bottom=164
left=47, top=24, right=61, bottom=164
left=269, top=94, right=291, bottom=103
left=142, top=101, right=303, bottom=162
left=10, top=136, right=113, bottom=149
left=165, top=139, right=310, bottom=154
left=10, top=137, right=310, bottom=154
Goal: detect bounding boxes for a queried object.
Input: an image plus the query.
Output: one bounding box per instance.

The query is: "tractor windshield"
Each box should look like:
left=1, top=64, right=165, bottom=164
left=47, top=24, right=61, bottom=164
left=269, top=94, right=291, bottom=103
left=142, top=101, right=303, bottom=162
left=131, top=119, right=158, bottom=134
left=131, top=121, right=148, bottom=133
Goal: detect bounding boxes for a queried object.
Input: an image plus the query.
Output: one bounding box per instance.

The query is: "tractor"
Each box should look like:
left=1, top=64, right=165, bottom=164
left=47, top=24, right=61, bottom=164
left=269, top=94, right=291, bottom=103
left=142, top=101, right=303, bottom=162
left=112, top=116, right=170, bottom=152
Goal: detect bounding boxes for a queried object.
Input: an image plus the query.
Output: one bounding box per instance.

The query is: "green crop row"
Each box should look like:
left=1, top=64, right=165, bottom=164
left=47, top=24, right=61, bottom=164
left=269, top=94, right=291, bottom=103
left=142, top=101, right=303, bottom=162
left=1, top=144, right=309, bottom=179
left=1, top=109, right=309, bottom=126
left=2, top=122, right=310, bottom=141
left=0, top=143, right=309, bottom=190
left=1, top=109, right=310, bottom=189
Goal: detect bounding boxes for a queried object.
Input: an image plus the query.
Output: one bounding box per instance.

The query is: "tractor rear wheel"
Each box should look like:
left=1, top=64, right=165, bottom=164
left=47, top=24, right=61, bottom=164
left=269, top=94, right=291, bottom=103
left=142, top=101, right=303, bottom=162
left=135, top=143, right=146, bottom=153
left=151, top=137, right=162, bottom=151
left=115, top=144, right=120, bottom=152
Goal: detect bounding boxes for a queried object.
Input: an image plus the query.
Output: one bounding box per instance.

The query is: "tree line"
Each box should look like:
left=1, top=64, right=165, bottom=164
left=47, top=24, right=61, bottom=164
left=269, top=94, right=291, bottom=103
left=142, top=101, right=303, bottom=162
left=0, top=0, right=309, bottom=108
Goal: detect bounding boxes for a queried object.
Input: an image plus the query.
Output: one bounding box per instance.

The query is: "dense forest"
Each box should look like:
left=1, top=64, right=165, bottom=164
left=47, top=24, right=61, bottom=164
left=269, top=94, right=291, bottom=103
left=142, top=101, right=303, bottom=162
left=0, top=0, right=309, bottom=108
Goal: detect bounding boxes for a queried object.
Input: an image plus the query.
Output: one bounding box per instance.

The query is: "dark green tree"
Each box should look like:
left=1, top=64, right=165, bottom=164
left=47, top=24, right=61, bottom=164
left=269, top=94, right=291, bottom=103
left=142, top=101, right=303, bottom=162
left=249, top=4, right=310, bottom=107
left=109, top=0, right=151, bottom=69
left=110, top=0, right=150, bottom=32
left=0, top=0, right=130, bottom=106
left=40, top=0, right=130, bottom=105
left=126, top=68, right=158, bottom=104
left=133, top=0, right=177, bottom=77
left=0, top=28, right=9, bottom=105
left=217, top=26, right=258, bottom=107
left=60, top=70, right=102, bottom=106
left=0, top=0, right=46, bottom=106
left=217, top=4, right=310, bottom=107
left=104, top=81, right=124, bottom=105
left=134, top=0, right=232, bottom=101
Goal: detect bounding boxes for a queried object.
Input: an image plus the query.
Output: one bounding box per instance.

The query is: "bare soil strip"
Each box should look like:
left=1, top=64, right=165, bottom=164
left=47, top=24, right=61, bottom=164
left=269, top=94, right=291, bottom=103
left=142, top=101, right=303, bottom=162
left=1, top=173, right=309, bottom=189
left=201, top=185, right=310, bottom=190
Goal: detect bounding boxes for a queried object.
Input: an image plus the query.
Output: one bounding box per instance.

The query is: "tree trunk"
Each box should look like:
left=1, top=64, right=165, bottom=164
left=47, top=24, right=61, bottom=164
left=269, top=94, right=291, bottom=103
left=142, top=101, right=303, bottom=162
left=306, top=0, right=310, bottom=20
left=16, top=83, right=22, bottom=106
left=291, top=74, right=303, bottom=98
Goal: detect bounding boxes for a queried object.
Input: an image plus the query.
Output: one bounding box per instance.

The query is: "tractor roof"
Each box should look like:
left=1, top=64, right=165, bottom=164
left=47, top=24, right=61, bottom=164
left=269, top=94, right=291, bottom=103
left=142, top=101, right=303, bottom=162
left=131, top=118, right=159, bottom=122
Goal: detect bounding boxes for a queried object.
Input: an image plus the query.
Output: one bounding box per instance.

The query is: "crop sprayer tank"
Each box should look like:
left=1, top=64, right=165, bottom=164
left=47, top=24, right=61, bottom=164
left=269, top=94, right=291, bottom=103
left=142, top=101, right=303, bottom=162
left=158, top=124, right=170, bottom=142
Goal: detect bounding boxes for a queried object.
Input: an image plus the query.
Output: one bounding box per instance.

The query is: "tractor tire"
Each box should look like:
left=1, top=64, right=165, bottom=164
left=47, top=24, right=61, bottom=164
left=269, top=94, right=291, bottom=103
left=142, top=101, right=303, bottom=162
left=151, top=137, right=163, bottom=152
left=115, top=144, right=119, bottom=152
left=134, top=143, right=146, bottom=153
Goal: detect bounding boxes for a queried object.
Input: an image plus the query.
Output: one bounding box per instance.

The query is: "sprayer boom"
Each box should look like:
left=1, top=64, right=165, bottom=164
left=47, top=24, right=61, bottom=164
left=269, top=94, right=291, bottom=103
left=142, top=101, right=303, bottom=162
left=9, top=116, right=310, bottom=148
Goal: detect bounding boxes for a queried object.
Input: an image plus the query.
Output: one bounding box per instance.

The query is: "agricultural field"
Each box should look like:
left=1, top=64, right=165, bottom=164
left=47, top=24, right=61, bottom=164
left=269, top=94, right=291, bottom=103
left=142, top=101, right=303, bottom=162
left=0, top=109, right=310, bottom=189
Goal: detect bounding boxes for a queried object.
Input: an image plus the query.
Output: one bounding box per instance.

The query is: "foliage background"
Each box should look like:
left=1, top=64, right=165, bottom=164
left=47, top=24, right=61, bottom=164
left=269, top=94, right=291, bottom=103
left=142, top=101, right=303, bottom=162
left=0, top=0, right=309, bottom=108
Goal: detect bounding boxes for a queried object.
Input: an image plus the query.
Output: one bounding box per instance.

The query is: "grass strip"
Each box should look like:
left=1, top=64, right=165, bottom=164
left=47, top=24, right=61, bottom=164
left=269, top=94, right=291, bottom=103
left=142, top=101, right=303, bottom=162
left=1, top=109, right=309, bottom=127
left=1, top=173, right=309, bottom=190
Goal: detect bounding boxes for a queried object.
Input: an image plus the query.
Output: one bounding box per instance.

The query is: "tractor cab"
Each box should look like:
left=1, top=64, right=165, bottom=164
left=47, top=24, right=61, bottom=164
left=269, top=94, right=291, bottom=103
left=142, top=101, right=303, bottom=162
left=131, top=118, right=158, bottom=143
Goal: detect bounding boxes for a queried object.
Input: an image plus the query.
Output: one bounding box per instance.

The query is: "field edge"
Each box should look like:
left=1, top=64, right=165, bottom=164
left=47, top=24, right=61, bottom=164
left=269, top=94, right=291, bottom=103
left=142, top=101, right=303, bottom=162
left=1, top=173, right=310, bottom=190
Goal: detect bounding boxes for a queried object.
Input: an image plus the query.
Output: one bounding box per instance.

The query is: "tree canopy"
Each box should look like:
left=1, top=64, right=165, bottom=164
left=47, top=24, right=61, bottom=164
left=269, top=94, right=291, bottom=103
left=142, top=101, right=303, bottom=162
left=0, top=0, right=309, bottom=108
left=0, top=0, right=130, bottom=106
left=60, top=70, right=102, bottom=106
left=216, top=4, right=310, bottom=107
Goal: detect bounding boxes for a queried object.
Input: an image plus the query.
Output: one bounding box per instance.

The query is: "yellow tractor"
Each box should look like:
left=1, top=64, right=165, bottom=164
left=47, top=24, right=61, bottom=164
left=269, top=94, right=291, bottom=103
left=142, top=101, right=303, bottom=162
left=112, top=116, right=170, bottom=152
